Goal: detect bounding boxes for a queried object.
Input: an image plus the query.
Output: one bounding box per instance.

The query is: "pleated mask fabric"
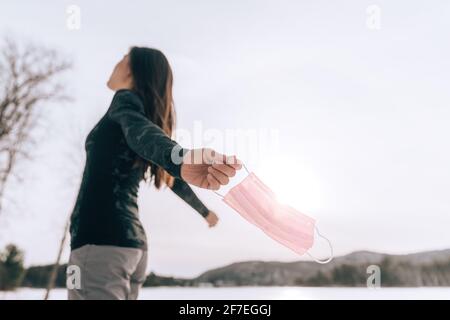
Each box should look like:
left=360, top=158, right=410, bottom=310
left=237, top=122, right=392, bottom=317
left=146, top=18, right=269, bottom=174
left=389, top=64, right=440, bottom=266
left=216, top=165, right=333, bottom=264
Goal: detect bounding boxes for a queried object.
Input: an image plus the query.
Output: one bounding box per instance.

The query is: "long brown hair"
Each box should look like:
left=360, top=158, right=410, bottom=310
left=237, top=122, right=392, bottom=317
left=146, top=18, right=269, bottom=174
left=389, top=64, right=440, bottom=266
left=128, top=46, right=176, bottom=189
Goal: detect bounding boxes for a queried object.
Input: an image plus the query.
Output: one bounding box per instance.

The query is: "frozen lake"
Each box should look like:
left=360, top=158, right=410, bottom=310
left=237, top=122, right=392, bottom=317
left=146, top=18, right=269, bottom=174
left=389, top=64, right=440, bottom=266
left=1, top=287, right=449, bottom=300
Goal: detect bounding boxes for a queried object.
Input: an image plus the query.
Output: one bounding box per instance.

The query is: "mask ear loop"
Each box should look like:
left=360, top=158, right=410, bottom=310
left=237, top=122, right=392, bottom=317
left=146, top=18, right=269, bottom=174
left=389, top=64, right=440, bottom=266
left=306, top=225, right=334, bottom=264
left=213, top=190, right=225, bottom=199
left=213, top=162, right=250, bottom=199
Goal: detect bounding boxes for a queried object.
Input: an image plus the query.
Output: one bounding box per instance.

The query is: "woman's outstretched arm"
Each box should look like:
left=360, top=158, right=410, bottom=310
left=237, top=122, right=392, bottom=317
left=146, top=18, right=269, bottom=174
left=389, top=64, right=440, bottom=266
left=108, top=89, right=242, bottom=189
left=108, top=90, right=187, bottom=179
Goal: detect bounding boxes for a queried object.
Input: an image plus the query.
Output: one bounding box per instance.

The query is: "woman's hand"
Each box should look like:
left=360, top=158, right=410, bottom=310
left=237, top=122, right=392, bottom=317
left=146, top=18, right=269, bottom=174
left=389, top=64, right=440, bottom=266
left=205, top=210, right=219, bottom=228
left=180, top=148, right=242, bottom=190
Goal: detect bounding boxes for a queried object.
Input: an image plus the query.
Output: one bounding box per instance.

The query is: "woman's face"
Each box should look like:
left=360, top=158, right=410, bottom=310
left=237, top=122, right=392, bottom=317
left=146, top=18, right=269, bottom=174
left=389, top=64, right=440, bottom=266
left=107, top=53, right=133, bottom=91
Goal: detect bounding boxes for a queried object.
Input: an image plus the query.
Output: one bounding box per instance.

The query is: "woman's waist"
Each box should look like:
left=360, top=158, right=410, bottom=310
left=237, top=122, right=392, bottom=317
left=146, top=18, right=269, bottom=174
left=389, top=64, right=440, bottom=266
left=70, top=206, right=147, bottom=243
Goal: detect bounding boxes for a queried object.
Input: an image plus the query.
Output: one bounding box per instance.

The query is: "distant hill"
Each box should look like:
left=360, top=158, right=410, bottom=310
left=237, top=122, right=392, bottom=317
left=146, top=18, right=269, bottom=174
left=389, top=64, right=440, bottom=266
left=192, top=249, right=450, bottom=287
left=21, top=249, right=450, bottom=288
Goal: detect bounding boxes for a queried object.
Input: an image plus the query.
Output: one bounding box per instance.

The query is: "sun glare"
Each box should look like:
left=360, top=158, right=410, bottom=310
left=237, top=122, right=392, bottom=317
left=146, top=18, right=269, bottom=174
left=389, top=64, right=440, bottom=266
left=256, top=156, right=322, bottom=213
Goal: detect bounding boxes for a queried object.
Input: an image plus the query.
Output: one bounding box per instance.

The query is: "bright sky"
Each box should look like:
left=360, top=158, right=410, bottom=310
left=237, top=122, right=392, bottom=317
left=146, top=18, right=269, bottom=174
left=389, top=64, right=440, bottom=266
left=1, top=0, right=449, bottom=278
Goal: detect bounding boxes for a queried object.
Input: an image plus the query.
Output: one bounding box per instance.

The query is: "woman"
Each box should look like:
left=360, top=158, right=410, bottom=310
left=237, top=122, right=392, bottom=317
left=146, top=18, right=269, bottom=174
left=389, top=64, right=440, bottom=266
left=68, top=47, right=241, bottom=300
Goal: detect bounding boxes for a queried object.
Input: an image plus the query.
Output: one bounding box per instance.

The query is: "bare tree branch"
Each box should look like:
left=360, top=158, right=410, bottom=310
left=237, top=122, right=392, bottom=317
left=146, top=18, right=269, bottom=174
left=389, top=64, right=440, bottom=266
left=0, top=36, right=72, bottom=216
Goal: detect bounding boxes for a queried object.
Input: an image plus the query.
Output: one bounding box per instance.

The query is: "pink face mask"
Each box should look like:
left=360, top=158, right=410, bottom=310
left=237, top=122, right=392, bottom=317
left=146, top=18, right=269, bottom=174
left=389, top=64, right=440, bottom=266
left=215, top=165, right=333, bottom=264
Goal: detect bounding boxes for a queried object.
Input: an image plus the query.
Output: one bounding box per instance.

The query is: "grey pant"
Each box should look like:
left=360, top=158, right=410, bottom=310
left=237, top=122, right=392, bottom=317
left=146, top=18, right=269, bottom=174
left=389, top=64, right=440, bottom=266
left=67, top=245, right=147, bottom=300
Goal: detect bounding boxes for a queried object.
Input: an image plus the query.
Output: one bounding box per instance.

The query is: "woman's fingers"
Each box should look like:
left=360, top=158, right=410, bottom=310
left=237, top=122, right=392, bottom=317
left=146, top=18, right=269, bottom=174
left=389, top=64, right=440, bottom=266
left=212, top=162, right=236, bottom=178
left=204, top=150, right=242, bottom=169
left=198, top=149, right=243, bottom=190
left=208, top=166, right=229, bottom=185
left=207, top=155, right=243, bottom=190
left=181, top=149, right=242, bottom=191
left=225, top=155, right=243, bottom=170
left=211, top=155, right=242, bottom=179
left=206, top=173, right=221, bottom=190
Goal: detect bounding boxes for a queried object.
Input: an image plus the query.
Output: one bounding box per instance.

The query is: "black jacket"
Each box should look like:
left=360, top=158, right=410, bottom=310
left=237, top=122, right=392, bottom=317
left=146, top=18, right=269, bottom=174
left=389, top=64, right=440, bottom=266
left=69, top=89, right=209, bottom=251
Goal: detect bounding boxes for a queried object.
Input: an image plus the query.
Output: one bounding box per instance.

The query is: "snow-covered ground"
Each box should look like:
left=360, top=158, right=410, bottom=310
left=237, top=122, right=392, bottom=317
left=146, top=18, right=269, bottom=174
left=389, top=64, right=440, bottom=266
left=1, top=287, right=449, bottom=300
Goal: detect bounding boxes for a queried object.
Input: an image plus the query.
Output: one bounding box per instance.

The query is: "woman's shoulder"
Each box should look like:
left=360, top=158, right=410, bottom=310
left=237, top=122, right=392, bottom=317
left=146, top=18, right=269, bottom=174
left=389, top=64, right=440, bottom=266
left=109, top=89, right=145, bottom=115
left=113, top=89, right=142, bottom=103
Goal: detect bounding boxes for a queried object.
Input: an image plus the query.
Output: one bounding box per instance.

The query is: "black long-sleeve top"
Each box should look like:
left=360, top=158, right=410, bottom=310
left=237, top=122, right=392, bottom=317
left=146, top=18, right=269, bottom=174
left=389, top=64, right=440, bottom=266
left=69, top=89, right=209, bottom=251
